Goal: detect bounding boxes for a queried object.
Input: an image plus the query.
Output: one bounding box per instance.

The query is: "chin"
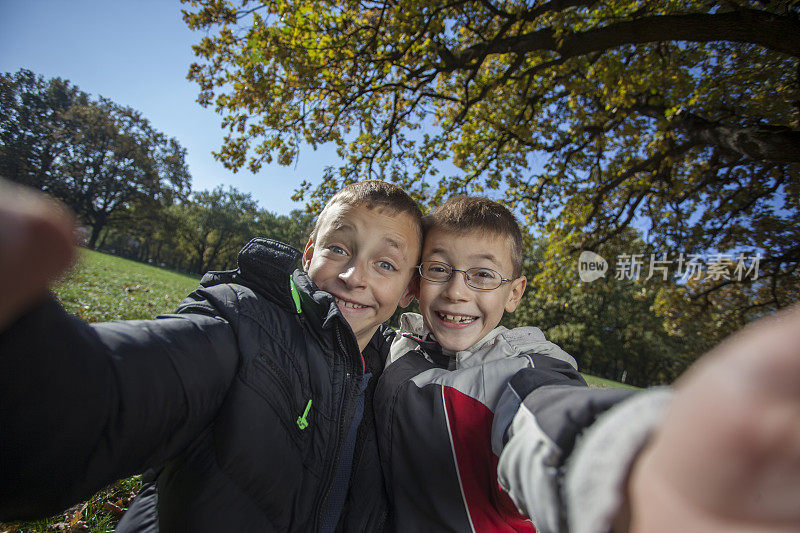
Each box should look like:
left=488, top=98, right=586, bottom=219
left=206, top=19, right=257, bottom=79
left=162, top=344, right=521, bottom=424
left=437, top=335, right=478, bottom=353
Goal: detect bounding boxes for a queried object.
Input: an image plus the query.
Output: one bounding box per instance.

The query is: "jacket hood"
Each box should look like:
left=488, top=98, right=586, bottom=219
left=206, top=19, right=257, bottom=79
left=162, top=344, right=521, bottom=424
left=197, top=238, right=302, bottom=313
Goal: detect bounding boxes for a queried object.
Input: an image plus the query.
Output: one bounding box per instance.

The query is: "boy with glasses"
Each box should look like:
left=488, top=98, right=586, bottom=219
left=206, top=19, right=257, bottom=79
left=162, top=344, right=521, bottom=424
left=375, top=196, right=584, bottom=531
left=376, top=196, right=795, bottom=533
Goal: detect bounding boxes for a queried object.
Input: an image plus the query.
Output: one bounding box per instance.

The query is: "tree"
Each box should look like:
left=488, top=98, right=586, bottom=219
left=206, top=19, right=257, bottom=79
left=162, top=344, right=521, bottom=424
left=98, top=200, right=187, bottom=266
left=183, top=0, right=800, bottom=339
left=174, top=186, right=260, bottom=273
left=0, top=69, right=87, bottom=189
left=1, top=70, right=192, bottom=249
left=50, top=98, right=191, bottom=249
left=252, top=208, right=315, bottom=250
left=509, top=230, right=689, bottom=386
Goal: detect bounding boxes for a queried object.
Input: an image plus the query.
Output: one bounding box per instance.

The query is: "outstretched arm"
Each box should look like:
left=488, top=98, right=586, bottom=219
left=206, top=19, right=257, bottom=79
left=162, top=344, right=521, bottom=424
left=0, top=182, right=240, bottom=520
left=621, top=306, right=800, bottom=532
left=496, top=308, right=800, bottom=532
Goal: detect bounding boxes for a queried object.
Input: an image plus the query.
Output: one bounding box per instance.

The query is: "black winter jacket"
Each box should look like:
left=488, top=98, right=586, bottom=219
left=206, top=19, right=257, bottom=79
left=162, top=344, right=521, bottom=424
left=0, top=239, right=392, bottom=532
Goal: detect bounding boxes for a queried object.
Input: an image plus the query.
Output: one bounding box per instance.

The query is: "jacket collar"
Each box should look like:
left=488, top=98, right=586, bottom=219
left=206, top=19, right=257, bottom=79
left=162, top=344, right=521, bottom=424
left=214, top=238, right=306, bottom=314
left=290, top=269, right=351, bottom=331
left=390, top=312, right=574, bottom=370
left=291, top=270, right=366, bottom=365
left=199, top=238, right=338, bottom=324
left=390, top=313, right=507, bottom=369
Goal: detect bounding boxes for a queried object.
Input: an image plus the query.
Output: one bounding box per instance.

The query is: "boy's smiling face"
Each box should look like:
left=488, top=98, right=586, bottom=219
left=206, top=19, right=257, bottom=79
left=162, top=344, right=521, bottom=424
left=417, top=227, right=526, bottom=352
left=303, top=202, right=420, bottom=351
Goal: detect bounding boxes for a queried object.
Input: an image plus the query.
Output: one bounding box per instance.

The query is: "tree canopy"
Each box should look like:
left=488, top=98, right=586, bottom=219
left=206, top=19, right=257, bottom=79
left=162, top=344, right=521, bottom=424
left=174, top=185, right=260, bottom=272
left=1, top=69, right=192, bottom=248
left=183, top=0, right=799, bottom=346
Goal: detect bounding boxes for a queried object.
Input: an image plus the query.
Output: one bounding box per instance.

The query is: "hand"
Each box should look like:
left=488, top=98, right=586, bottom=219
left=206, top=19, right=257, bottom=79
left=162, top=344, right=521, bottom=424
left=0, top=179, right=77, bottom=330
left=625, top=306, right=800, bottom=532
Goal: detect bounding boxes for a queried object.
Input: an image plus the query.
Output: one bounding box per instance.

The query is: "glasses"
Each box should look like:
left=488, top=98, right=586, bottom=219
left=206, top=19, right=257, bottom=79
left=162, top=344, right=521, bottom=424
left=417, top=261, right=512, bottom=291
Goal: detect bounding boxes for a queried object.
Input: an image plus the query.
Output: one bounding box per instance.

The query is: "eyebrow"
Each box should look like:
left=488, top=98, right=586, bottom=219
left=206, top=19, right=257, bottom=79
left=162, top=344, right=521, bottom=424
left=328, top=218, right=354, bottom=233
left=326, top=219, right=406, bottom=252
left=383, top=237, right=403, bottom=251
left=427, top=247, right=502, bottom=267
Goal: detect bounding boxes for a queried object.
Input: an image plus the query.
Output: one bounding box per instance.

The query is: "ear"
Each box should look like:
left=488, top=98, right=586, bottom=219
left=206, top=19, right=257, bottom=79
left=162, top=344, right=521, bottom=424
left=409, top=274, right=421, bottom=300
left=504, top=275, right=527, bottom=313
left=398, top=274, right=418, bottom=308
left=302, top=237, right=315, bottom=271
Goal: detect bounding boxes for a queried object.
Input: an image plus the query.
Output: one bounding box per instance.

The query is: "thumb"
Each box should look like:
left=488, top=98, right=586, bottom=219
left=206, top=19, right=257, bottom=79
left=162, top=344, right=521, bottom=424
left=0, top=179, right=77, bottom=330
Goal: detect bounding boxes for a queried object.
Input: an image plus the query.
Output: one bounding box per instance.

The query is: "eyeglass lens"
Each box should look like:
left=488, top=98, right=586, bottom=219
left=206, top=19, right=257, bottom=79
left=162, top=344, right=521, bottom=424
left=419, top=261, right=502, bottom=290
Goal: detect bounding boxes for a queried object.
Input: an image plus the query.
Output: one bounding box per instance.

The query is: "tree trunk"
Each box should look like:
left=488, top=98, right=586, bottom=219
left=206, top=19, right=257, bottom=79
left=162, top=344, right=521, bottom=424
left=88, top=220, right=106, bottom=250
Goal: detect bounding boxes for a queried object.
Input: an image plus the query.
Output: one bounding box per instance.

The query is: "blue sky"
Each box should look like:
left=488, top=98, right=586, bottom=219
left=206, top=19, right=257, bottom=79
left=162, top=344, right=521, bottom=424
left=0, top=0, right=336, bottom=215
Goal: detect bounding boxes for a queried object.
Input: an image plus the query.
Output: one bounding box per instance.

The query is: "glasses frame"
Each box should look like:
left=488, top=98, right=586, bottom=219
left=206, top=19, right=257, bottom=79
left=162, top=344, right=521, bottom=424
left=417, top=260, right=513, bottom=291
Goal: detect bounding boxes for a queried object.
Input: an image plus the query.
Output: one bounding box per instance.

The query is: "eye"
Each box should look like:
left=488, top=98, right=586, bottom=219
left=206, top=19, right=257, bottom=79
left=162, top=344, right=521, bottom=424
left=473, top=268, right=498, bottom=280
left=377, top=260, right=397, bottom=272
left=428, top=264, right=448, bottom=274
left=329, top=245, right=347, bottom=255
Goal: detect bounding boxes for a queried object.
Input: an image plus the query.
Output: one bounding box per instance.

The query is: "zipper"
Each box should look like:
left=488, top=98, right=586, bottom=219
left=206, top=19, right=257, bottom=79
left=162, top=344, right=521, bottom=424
left=313, top=322, right=356, bottom=531
left=297, top=398, right=313, bottom=430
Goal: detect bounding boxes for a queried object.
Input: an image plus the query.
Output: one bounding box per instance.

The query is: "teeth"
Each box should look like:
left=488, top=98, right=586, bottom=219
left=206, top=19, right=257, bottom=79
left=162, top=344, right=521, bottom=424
left=335, top=297, right=367, bottom=309
left=438, top=312, right=477, bottom=324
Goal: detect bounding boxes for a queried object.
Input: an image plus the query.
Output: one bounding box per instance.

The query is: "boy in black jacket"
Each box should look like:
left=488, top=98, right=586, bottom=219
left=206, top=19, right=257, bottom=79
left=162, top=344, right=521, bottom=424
left=0, top=179, right=421, bottom=532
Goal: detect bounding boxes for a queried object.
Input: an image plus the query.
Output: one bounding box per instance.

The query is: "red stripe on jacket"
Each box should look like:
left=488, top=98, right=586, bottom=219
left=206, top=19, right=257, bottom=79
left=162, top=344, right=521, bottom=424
left=442, top=385, right=536, bottom=532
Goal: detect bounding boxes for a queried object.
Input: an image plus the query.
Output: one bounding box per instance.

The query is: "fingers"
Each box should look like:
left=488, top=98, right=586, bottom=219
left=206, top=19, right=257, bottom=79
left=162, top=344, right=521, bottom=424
left=0, top=179, right=77, bottom=330
left=627, top=305, right=800, bottom=530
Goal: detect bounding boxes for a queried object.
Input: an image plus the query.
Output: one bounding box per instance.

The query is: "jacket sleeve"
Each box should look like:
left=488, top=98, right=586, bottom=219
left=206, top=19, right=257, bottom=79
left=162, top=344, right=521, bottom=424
left=491, top=359, right=672, bottom=533
left=0, top=294, right=240, bottom=520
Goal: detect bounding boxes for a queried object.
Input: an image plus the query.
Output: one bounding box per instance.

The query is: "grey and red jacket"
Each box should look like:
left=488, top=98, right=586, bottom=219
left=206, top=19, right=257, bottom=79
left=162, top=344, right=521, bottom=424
left=375, top=313, right=672, bottom=533
left=0, top=238, right=392, bottom=532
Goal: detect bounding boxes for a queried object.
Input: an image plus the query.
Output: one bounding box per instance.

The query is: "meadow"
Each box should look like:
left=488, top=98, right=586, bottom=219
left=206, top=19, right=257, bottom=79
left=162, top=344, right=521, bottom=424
left=2, top=249, right=633, bottom=532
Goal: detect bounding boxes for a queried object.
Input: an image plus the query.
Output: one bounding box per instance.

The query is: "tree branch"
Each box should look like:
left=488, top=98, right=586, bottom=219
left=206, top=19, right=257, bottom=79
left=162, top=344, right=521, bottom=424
left=440, top=9, right=800, bottom=71
left=671, top=110, right=800, bottom=163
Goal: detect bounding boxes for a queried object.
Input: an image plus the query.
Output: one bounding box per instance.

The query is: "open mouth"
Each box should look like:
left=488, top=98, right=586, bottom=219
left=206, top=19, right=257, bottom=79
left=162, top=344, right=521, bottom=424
left=436, top=311, right=477, bottom=325
left=335, top=297, right=368, bottom=310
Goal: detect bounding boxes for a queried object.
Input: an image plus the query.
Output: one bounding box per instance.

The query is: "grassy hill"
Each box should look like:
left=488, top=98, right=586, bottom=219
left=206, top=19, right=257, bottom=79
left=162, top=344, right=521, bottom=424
left=2, top=249, right=634, bottom=532
left=583, top=374, right=639, bottom=390
left=53, top=249, right=202, bottom=323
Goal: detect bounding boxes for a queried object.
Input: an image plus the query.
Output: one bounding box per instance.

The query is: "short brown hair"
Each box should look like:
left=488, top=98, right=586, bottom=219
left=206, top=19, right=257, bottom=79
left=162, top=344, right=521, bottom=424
left=312, top=179, right=423, bottom=244
left=423, top=196, right=524, bottom=278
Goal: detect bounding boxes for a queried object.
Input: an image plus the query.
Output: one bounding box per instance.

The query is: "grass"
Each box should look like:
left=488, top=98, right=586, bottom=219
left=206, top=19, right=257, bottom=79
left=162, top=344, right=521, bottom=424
left=1, top=477, right=143, bottom=533
left=52, top=249, right=202, bottom=323
left=1, top=250, right=200, bottom=533
left=1, top=249, right=634, bottom=532
left=583, top=373, right=640, bottom=390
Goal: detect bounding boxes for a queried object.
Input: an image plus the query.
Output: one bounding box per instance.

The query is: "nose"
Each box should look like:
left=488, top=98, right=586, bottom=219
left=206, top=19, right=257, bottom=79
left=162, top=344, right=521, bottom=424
left=441, top=270, right=470, bottom=302
left=338, top=258, right=367, bottom=288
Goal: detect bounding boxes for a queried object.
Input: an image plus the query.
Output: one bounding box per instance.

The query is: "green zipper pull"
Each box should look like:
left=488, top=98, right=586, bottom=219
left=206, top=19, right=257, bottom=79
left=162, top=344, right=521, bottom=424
left=289, top=276, right=302, bottom=314
left=296, top=398, right=312, bottom=430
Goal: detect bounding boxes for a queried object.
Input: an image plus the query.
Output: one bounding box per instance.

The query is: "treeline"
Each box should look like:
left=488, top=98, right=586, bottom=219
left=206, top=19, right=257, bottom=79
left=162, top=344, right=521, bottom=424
left=506, top=232, right=692, bottom=387
left=97, top=187, right=313, bottom=274
left=1, top=69, right=313, bottom=274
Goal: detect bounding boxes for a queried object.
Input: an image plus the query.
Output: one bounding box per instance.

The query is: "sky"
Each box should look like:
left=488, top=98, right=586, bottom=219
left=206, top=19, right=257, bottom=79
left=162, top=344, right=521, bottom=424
left=0, top=0, right=338, bottom=215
